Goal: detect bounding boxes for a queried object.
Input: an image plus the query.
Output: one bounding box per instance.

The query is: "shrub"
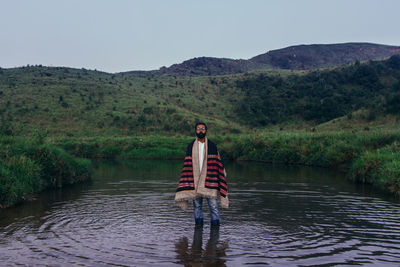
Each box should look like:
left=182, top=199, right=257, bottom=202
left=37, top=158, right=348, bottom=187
left=0, top=156, right=42, bottom=206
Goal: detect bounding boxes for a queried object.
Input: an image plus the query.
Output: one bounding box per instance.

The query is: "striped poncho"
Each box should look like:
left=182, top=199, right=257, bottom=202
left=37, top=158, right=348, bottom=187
left=175, top=138, right=229, bottom=210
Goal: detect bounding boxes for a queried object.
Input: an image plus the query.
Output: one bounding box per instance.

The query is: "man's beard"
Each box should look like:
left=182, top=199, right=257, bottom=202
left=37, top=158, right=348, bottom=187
left=196, top=132, right=206, bottom=139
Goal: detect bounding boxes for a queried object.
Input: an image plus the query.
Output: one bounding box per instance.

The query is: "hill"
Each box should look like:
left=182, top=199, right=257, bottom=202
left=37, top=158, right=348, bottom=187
left=250, top=42, right=400, bottom=70
left=1, top=55, right=400, bottom=138
left=0, top=66, right=246, bottom=137
left=234, top=55, right=400, bottom=126
left=125, top=43, right=400, bottom=76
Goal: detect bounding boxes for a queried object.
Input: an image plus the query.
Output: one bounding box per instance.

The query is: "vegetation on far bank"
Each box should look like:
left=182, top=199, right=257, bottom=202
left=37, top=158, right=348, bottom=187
left=0, top=135, right=92, bottom=208
left=1, top=128, right=400, bottom=207
left=224, top=130, right=400, bottom=197
left=45, top=129, right=400, bottom=197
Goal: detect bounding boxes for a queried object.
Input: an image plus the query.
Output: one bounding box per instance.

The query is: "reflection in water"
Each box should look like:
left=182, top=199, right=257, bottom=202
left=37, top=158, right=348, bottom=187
left=175, top=226, right=228, bottom=266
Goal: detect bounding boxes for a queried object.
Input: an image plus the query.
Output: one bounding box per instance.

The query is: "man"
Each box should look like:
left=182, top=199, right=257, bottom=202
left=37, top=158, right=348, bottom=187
left=175, top=122, right=229, bottom=226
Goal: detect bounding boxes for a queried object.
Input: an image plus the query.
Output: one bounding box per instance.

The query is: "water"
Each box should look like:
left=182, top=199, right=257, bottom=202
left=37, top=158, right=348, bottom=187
left=1, top=160, right=400, bottom=266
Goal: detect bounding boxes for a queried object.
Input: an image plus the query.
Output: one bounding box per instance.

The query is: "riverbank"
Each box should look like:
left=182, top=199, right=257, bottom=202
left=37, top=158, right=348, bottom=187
left=52, top=129, right=400, bottom=197
left=2, top=129, right=399, bottom=208
left=224, top=130, right=400, bottom=197
left=50, top=135, right=192, bottom=159
left=0, top=135, right=93, bottom=208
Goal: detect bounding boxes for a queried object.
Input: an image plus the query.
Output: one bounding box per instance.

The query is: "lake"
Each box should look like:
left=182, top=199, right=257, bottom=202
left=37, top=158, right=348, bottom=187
left=1, top=160, right=400, bottom=266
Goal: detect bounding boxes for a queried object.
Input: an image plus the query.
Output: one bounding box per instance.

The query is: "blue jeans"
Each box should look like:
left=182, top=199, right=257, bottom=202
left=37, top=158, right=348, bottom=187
left=193, top=197, right=220, bottom=226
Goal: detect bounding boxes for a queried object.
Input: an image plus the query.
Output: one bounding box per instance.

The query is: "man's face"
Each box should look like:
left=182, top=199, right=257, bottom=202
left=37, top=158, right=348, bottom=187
left=195, top=124, right=207, bottom=139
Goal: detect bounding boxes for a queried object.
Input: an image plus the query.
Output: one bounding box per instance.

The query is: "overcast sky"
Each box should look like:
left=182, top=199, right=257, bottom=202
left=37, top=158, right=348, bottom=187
left=1, top=0, right=400, bottom=73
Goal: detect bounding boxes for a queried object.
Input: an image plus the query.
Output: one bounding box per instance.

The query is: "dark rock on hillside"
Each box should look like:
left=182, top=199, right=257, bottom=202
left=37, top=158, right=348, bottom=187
left=250, top=43, right=400, bottom=70
left=157, top=57, right=265, bottom=76
left=137, top=43, right=400, bottom=76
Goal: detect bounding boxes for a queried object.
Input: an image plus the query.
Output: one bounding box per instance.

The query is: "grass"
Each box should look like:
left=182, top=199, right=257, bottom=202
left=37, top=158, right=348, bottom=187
left=0, top=66, right=246, bottom=137
left=2, top=129, right=400, bottom=208
left=0, top=135, right=93, bottom=208
left=224, top=130, right=400, bottom=196
left=0, top=155, right=42, bottom=206
left=348, top=141, right=400, bottom=196
left=51, top=135, right=192, bottom=159
left=44, top=129, right=400, bottom=197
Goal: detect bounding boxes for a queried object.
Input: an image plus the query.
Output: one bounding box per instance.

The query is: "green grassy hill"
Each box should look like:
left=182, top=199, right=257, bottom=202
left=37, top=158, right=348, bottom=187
left=1, top=55, right=400, bottom=138
left=0, top=66, right=246, bottom=137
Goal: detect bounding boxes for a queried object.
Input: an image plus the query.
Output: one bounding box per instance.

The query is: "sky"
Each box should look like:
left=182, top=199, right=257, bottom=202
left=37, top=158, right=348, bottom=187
left=1, top=0, right=400, bottom=73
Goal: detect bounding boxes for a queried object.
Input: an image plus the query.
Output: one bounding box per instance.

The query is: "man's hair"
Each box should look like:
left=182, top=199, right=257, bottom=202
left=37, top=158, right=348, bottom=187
left=195, top=122, right=207, bottom=131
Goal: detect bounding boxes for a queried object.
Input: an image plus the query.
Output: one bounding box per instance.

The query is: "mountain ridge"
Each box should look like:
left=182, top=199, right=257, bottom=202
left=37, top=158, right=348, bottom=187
left=123, top=42, right=400, bottom=76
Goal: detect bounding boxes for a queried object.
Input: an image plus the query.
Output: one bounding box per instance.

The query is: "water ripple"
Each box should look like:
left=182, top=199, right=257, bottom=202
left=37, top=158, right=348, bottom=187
left=1, top=160, right=400, bottom=266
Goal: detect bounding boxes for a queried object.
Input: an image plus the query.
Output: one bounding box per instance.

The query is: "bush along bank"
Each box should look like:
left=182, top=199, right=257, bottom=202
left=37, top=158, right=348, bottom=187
left=51, top=136, right=193, bottom=159
left=0, top=136, right=93, bottom=208
left=348, top=142, right=400, bottom=196
left=50, top=130, right=400, bottom=197
left=220, top=130, right=400, bottom=197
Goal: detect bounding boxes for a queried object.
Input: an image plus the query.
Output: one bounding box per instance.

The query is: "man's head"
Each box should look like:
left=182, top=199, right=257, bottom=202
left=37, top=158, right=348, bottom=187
left=195, top=122, right=207, bottom=139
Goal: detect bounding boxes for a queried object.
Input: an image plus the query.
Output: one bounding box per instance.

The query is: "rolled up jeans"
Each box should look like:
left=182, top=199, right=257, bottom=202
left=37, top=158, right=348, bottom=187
left=193, top=197, right=220, bottom=226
